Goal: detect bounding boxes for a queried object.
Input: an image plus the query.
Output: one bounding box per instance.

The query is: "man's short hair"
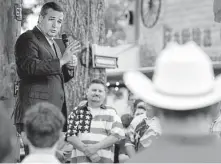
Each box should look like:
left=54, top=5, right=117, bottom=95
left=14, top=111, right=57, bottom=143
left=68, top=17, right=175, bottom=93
left=40, top=2, right=63, bottom=17
left=133, top=99, right=143, bottom=109
left=0, top=109, right=16, bottom=162
left=153, top=103, right=219, bottom=120
left=89, top=79, right=106, bottom=89
left=24, top=102, right=65, bottom=148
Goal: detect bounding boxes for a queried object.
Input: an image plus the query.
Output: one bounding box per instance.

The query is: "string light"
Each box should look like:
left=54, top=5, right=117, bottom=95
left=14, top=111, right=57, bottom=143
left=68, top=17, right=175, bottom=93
left=115, top=87, right=119, bottom=91
left=106, top=82, right=110, bottom=87
left=116, top=82, right=120, bottom=86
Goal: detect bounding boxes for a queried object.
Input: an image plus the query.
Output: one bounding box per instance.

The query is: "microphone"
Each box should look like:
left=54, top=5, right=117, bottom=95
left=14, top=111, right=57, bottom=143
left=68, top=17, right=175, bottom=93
left=62, top=33, right=68, bottom=48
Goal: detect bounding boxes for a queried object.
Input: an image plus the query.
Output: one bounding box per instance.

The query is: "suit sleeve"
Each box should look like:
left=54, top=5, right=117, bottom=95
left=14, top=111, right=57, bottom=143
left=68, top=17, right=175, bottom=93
left=15, top=35, right=61, bottom=76
left=62, top=64, right=75, bottom=83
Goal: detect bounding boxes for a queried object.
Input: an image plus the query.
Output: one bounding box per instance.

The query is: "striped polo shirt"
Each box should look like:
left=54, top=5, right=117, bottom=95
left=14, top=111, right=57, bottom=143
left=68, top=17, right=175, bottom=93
left=65, top=103, right=125, bottom=163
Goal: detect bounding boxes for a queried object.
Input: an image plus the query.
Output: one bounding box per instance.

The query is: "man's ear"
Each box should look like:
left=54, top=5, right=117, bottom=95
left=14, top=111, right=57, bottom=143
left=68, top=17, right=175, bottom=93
left=38, top=15, right=43, bottom=24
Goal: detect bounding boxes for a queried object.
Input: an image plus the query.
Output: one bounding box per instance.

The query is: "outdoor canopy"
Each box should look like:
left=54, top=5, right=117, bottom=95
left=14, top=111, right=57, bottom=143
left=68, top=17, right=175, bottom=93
left=213, top=0, right=221, bottom=23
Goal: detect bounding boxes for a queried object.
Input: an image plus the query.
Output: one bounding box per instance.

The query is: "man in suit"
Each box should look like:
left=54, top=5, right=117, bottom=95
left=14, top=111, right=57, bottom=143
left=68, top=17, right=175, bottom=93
left=14, top=2, right=81, bottom=156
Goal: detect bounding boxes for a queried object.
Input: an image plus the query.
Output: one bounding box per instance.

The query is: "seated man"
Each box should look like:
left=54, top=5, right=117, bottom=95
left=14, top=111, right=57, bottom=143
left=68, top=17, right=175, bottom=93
left=125, top=102, right=161, bottom=158
left=65, top=79, right=125, bottom=163
left=22, top=102, right=65, bottom=163
left=133, top=99, right=147, bottom=117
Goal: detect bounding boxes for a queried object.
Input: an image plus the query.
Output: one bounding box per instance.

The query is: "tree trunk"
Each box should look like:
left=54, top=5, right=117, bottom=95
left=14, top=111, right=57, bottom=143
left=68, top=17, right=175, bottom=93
left=43, top=0, right=106, bottom=113
left=0, top=0, right=21, bottom=117
left=0, top=0, right=22, bottom=162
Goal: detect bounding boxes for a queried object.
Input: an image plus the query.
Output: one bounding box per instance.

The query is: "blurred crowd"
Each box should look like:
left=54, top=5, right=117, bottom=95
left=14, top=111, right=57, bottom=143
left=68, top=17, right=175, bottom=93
left=1, top=63, right=221, bottom=163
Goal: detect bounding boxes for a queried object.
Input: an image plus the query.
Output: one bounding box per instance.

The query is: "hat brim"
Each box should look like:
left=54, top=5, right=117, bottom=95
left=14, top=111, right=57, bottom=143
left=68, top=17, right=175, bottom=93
left=123, top=71, right=221, bottom=110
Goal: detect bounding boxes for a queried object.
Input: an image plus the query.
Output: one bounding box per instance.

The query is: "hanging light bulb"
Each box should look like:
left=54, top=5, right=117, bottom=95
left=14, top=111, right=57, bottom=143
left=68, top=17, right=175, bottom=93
left=106, top=82, right=110, bottom=87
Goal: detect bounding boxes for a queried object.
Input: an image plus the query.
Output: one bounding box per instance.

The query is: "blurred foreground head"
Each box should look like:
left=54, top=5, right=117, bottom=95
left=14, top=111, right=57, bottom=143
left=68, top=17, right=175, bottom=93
left=24, top=102, right=65, bottom=148
left=124, top=42, right=221, bottom=123
left=0, top=109, right=16, bottom=162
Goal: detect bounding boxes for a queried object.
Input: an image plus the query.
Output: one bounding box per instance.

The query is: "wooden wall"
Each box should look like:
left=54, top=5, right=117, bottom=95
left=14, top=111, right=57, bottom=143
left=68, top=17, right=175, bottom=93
left=140, top=0, right=221, bottom=67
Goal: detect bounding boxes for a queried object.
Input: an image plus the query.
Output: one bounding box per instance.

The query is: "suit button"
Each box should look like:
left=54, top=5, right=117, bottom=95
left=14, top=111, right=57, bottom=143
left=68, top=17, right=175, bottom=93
left=60, top=96, right=64, bottom=101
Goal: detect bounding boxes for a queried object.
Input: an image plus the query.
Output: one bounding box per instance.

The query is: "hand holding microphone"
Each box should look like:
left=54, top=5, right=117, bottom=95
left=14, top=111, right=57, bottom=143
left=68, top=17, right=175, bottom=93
left=60, top=34, right=81, bottom=68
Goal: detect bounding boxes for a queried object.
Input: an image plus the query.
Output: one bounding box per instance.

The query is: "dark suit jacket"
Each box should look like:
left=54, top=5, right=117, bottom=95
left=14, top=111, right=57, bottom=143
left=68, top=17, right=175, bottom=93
left=14, top=27, right=74, bottom=129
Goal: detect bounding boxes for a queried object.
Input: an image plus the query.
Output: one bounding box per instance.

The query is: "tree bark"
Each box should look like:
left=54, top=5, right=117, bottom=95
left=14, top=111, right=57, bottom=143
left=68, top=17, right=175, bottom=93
left=0, top=0, right=21, bottom=117
left=43, top=0, right=106, bottom=113
left=0, top=0, right=22, bottom=162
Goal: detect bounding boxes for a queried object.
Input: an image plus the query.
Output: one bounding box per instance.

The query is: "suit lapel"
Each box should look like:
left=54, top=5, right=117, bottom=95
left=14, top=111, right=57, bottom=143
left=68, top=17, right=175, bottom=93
left=32, top=26, right=56, bottom=58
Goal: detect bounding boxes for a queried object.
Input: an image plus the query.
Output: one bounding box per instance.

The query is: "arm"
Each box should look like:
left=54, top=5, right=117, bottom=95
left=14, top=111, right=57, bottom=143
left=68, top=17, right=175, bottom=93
left=84, top=135, right=122, bottom=157
left=124, top=124, right=136, bottom=158
left=91, top=111, right=125, bottom=151
left=96, top=114, right=124, bottom=149
left=98, top=111, right=126, bottom=149
left=67, top=136, right=86, bottom=152
left=15, top=35, right=61, bottom=77
left=125, top=145, right=136, bottom=158
left=84, top=132, right=120, bottom=157
left=94, top=135, right=119, bottom=150
left=84, top=110, right=125, bottom=156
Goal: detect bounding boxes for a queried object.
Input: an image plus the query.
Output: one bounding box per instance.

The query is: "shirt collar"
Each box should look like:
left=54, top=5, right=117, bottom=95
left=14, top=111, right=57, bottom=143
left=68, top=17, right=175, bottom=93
left=81, top=101, right=107, bottom=110
left=36, top=25, right=54, bottom=46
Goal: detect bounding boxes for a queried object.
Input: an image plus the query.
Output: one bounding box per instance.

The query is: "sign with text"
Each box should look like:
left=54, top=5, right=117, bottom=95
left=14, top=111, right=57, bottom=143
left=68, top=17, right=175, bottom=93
left=140, top=0, right=221, bottom=65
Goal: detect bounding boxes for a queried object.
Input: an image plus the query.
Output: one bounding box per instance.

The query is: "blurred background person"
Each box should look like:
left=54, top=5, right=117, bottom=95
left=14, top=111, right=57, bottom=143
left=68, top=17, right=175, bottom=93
left=127, top=92, right=137, bottom=115
left=133, top=99, right=147, bottom=117
left=125, top=101, right=161, bottom=159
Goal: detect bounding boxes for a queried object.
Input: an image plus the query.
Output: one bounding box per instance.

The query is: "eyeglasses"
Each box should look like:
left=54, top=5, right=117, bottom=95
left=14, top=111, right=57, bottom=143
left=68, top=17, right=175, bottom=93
left=136, top=105, right=146, bottom=110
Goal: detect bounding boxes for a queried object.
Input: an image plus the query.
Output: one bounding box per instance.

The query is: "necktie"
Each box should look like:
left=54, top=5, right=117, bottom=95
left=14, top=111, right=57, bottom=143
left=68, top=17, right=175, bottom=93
left=52, top=43, right=58, bottom=58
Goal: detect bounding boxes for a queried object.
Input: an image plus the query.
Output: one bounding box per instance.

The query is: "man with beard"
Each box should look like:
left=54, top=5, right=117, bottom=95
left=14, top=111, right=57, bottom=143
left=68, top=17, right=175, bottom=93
left=65, top=79, right=125, bottom=163
left=14, top=2, right=81, bottom=156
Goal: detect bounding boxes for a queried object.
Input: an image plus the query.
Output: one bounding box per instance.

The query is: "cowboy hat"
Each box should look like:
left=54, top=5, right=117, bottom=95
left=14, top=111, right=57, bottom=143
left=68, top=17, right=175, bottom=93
left=123, top=42, right=221, bottom=110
